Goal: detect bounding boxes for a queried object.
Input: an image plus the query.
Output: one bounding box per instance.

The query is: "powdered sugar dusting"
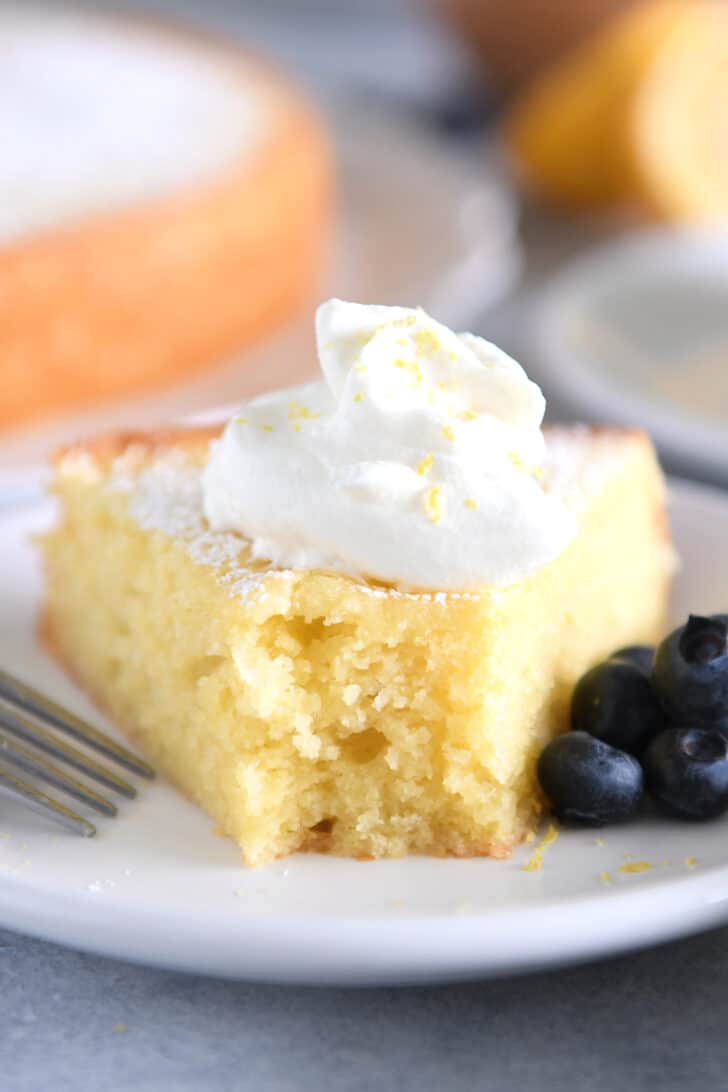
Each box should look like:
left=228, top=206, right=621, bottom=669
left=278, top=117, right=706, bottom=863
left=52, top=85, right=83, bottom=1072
left=543, top=427, right=633, bottom=511
left=103, top=449, right=483, bottom=603
left=113, top=450, right=282, bottom=604
left=99, top=427, right=634, bottom=604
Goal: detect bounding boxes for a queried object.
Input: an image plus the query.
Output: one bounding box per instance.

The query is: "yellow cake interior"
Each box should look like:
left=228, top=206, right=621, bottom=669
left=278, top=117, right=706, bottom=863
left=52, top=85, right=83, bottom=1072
left=41, top=426, right=672, bottom=866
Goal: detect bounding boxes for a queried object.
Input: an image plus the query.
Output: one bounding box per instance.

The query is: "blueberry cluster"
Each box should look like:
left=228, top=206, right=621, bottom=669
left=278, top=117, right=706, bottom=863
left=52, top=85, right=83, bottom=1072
left=537, top=614, right=728, bottom=826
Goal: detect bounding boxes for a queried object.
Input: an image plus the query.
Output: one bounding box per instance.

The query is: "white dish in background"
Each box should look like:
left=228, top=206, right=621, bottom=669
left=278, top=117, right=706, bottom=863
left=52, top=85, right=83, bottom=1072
left=532, top=230, right=728, bottom=484
left=0, top=108, right=518, bottom=475
left=1, top=479, right=728, bottom=985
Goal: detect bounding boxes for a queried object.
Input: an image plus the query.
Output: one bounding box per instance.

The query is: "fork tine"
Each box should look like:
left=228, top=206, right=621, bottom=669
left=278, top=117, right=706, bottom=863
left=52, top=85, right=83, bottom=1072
left=0, top=765, right=96, bottom=836
left=0, top=668, right=154, bottom=779
left=0, top=702, right=137, bottom=798
left=0, top=729, right=117, bottom=816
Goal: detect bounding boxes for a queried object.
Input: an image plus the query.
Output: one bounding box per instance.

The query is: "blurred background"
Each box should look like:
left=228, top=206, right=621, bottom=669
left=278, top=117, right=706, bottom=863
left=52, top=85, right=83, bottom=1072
left=1, top=0, right=727, bottom=486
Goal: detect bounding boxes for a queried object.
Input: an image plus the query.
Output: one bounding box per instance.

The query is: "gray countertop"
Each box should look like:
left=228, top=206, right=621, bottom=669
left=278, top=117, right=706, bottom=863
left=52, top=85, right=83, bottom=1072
left=4, top=921, right=728, bottom=1092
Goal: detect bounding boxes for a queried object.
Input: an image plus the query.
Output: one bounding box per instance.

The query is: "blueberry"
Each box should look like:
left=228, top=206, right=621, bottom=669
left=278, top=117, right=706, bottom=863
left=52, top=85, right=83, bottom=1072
left=642, top=726, right=728, bottom=820
left=610, top=645, right=655, bottom=675
left=652, top=614, right=728, bottom=729
left=571, top=660, right=665, bottom=756
left=537, top=732, right=643, bottom=825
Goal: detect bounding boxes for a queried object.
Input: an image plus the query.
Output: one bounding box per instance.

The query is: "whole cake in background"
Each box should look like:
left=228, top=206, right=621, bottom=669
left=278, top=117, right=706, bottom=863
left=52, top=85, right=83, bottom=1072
left=0, top=6, right=329, bottom=431
left=41, top=301, right=673, bottom=866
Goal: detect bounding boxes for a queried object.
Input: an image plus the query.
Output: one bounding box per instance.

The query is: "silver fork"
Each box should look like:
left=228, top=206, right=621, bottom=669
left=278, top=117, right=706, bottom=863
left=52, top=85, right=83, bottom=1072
left=0, top=668, right=154, bottom=836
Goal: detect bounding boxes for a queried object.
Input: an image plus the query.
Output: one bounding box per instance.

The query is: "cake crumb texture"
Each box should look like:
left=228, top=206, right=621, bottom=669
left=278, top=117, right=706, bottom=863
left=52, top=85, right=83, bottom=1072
left=41, top=426, right=672, bottom=865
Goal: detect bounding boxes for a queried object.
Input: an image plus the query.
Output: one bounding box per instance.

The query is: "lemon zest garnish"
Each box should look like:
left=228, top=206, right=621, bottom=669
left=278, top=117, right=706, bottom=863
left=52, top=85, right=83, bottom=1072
left=416, top=453, right=434, bottom=476
left=464, top=498, right=478, bottom=510
left=507, top=450, right=543, bottom=478
left=233, top=416, right=248, bottom=425
left=685, top=856, right=697, bottom=869
left=353, top=393, right=363, bottom=403
left=393, top=357, right=423, bottom=384
left=288, top=400, right=321, bottom=423
left=424, top=486, right=443, bottom=524
left=413, top=329, right=441, bottom=356
left=619, top=861, right=652, bottom=874
left=600, top=872, right=612, bottom=886
left=112, top=1024, right=128, bottom=1034
left=261, top=424, right=274, bottom=433
left=441, top=425, right=455, bottom=442
left=594, top=838, right=605, bottom=847
left=459, top=410, right=477, bottom=421
left=523, top=823, right=559, bottom=872
left=355, top=363, right=368, bottom=374
left=292, top=424, right=302, bottom=433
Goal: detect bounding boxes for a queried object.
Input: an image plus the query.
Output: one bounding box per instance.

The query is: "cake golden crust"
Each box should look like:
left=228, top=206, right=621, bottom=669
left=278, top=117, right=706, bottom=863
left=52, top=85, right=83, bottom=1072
left=41, top=422, right=673, bottom=866
left=54, top=424, right=225, bottom=466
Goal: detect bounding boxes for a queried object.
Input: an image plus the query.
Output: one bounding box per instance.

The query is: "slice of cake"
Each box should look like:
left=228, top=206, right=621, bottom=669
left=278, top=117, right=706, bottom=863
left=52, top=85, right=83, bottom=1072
left=41, top=302, right=673, bottom=865
left=0, top=6, right=329, bottom=431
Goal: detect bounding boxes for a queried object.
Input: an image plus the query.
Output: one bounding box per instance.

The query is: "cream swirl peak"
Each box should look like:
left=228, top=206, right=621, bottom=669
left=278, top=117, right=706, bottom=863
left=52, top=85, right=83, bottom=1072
left=202, top=299, right=576, bottom=589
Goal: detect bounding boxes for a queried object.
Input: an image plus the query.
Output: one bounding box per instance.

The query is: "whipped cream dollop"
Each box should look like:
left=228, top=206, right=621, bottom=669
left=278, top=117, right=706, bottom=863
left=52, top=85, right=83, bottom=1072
left=202, top=300, right=576, bottom=590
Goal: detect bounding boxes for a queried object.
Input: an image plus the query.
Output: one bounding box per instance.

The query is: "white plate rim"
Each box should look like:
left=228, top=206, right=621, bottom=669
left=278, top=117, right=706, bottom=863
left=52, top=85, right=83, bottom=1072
left=531, top=228, right=728, bottom=482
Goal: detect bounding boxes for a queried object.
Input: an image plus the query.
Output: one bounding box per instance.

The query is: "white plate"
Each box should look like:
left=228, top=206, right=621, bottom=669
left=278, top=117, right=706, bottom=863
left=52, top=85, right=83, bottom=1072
left=0, top=108, right=518, bottom=474
left=2, top=479, right=728, bottom=986
left=531, top=230, right=728, bottom=484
